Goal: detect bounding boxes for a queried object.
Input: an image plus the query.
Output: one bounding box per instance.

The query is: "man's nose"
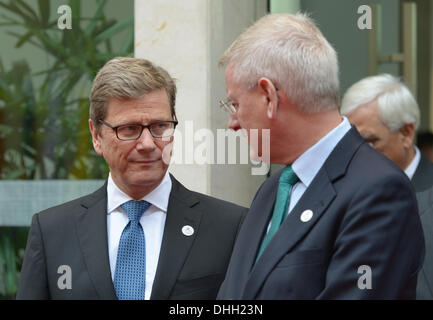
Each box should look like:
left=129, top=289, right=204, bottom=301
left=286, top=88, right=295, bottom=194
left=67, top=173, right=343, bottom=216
left=136, top=128, right=157, bottom=151
left=228, top=113, right=241, bottom=131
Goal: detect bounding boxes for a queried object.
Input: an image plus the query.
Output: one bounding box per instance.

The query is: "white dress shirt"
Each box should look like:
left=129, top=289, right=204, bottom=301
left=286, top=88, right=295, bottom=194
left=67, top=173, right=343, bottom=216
left=106, top=171, right=171, bottom=300
left=404, top=146, right=421, bottom=180
left=288, top=117, right=352, bottom=213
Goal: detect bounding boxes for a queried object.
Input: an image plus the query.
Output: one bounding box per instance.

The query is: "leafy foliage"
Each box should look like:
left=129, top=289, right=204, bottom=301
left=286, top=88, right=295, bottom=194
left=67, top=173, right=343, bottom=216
left=0, top=227, right=27, bottom=299
left=0, top=0, right=134, bottom=179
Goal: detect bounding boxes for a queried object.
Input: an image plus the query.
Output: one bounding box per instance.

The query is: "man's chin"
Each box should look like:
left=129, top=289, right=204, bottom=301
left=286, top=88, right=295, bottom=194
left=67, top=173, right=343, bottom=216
left=122, top=176, right=164, bottom=198
left=129, top=172, right=165, bottom=186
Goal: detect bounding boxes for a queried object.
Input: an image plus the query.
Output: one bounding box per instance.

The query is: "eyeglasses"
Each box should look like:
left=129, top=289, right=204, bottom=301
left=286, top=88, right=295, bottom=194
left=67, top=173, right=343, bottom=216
left=99, top=120, right=178, bottom=141
left=219, top=83, right=257, bottom=114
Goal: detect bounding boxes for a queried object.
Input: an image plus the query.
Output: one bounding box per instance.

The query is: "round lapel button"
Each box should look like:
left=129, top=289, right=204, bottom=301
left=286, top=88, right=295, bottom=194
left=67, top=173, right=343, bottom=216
left=182, top=225, right=194, bottom=236
left=300, top=209, right=313, bottom=222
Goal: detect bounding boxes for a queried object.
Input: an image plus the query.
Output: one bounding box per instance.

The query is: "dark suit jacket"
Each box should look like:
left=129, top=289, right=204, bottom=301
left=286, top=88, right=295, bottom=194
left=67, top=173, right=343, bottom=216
left=412, top=153, right=433, bottom=192
left=415, top=188, right=433, bottom=299
left=16, top=174, right=247, bottom=300
left=217, top=127, right=425, bottom=300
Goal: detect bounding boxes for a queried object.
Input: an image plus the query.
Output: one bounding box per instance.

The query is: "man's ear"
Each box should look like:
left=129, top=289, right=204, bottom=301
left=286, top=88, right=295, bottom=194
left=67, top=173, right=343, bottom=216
left=89, top=119, right=103, bottom=156
left=399, top=123, right=415, bottom=149
left=258, top=77, right=279, bottom=120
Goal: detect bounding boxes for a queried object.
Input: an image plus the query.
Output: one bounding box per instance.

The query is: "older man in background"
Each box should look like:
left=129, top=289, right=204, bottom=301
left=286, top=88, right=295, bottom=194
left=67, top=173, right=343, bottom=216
left=341, top=74, right=433, bottom=193
left=341, top=74, right=432, bottom=299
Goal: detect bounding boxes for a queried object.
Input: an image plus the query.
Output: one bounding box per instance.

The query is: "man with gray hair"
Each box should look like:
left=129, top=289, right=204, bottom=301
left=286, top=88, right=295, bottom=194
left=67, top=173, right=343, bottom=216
left=341, top=74, right=433, bottom=299
left=17, top=57, right=247, bottom=300
left=341, top=73, right=433, bottom=192
left=216, top=13, right=424, bottom=299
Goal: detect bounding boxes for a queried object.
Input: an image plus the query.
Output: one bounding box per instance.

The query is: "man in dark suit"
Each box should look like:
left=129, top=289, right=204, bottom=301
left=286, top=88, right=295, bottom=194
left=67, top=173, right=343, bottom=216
left=216, top=13, right=424, bottom=299
left=17, top=57, right=246, bottom=300
left=341, top=74, right=433, bottom=193
left=415, top=187, right=433, bottom=299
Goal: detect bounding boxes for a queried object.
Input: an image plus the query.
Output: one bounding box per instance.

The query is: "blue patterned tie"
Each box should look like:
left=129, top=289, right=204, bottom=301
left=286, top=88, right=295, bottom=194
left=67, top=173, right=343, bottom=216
left=114, top=200, right=150, bottom=300
left=256, top=166, right=298, bottom=261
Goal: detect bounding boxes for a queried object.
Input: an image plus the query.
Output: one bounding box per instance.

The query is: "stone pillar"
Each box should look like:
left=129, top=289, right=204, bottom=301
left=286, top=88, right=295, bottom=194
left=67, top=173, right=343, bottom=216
left=135, top=0, right=267, bottom=207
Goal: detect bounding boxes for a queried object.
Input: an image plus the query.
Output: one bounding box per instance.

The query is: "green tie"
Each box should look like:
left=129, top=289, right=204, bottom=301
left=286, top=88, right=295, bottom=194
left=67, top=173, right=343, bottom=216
left=256, top=165, right=299, bottom=262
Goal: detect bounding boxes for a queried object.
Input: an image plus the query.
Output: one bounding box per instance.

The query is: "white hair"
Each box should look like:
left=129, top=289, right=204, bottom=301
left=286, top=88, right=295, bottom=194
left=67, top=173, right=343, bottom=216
left=340, top=74, right=420, bottom=132
left=219, top=13, right=340, bottom=113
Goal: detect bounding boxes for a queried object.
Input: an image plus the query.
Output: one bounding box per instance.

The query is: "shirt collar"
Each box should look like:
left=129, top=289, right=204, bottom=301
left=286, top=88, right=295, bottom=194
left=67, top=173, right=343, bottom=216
left=106, top=170, right=172, bottom=214
left=405, top=146, right=420, bottom=180
left=292, top=116, right=352, bottom=188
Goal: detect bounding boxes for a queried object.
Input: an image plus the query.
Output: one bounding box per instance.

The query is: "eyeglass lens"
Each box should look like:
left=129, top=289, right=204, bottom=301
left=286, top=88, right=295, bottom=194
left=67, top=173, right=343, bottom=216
left=117, top=122, right=176, bottom=140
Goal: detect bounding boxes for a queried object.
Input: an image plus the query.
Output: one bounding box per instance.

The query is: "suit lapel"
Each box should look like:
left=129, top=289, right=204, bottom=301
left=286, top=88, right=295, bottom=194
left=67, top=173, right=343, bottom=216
left=241, top=175, right=279, bottom=274
left=242, top=126, right=363, bottom=299
left=216, top=170, right=279, bottom=299
left=243, top=169, right=336, bottom=299
left=150, top=175, right=202, bottom=299
left=412, top=154, right=426, bottom=190
left=412, top=154, right=433, bottom=192
left=74, top=183, right=117, bottom=300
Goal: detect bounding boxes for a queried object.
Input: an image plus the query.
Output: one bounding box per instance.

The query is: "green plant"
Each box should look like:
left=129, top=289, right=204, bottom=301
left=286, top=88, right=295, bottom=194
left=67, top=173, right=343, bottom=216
left=0, top=0, right=133, bottom=298
left=0, top=227, right=27, bottom=299
left=0, top=0, right=134, bottom=179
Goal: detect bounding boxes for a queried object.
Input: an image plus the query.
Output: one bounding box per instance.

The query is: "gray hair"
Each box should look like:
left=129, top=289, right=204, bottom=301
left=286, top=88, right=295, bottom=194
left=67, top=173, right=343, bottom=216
left=341, top=74, right=419, bottom=132
left=90, top=57, right=177, bottom=130
left=220, top=13, right=340, bottom=113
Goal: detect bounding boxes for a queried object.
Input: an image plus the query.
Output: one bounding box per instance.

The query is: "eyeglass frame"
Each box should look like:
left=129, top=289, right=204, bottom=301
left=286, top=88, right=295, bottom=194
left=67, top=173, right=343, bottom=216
left=219, top=82, right=258, bottom=114
left=99, top=119, right=178, bottom=141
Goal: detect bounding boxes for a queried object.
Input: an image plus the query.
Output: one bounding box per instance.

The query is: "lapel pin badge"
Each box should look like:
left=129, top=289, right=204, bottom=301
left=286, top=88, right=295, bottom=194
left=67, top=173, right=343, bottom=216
left=182, top=225, right=194, bottom=236
left=300, top=209, right=313, bottom=222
